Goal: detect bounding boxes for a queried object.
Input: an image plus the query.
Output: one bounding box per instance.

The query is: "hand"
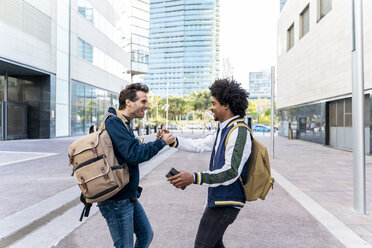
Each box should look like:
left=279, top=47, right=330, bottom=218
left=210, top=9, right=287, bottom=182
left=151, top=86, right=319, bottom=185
left=161, top=130, right=175, bottom=145
left=167, top=170, right=194, bottom=189
left=156, top=129, right=170, bottom=139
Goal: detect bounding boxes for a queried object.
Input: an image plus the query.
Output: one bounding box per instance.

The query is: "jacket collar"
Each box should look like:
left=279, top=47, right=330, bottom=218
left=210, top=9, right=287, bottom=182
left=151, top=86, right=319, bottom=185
left=108, top=107, right=131, bottom=125
left=220, top=116, right=243, bottom=130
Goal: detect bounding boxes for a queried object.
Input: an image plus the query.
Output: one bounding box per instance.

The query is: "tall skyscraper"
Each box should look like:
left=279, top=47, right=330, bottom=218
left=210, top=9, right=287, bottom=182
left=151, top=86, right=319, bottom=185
left=144, top=0, right=220, bottom=97
left=280, top=0, right=287, bottom=11
left=249, top=69, right=271, bottom=99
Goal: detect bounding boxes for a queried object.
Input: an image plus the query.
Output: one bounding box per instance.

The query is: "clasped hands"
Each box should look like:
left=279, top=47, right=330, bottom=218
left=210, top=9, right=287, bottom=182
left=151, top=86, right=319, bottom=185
left=157, top=129, right=194, bottom=189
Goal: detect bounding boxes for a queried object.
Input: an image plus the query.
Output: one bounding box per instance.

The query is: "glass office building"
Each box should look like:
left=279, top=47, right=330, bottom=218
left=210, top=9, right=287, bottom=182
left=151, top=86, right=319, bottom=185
left=144, top=0, right=220, bottom=97
left=0, top=0, right=131, bottom=140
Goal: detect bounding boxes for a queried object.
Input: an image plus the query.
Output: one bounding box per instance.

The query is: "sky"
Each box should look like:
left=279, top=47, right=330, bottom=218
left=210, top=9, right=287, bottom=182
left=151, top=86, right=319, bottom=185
left=220, top=0, right=280, bottom=86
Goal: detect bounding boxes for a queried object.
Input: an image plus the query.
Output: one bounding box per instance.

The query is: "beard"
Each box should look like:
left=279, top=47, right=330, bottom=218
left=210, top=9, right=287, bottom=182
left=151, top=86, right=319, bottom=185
left=131, top=108, right=145, bottom=118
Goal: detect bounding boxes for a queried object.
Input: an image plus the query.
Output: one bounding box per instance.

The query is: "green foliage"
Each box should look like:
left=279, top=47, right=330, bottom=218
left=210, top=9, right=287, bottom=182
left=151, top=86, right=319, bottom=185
left=190, top=90, right=211, bottom=111
left=247, top=101, right=258, bottom=119
left=147, top=90, right=212, bottom=122
left=247, top=99, right=277, bottom=125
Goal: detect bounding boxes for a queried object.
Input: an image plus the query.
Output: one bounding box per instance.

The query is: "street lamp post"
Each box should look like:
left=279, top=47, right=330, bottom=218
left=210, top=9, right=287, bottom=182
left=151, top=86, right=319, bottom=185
left=166, top=82, right=169, bottom=129
left=270, top=66, right=275, bottom=159
left=351, top=0, right=366, bottom=214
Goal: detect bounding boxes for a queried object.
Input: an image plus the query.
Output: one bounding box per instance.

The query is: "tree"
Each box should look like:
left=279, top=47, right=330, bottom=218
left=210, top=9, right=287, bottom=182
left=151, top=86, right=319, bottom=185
left=191, top=90, right=211, bottom=111
left=247, top=101, right=258, bottom=120
left=147, top=94, right=161, bottom=120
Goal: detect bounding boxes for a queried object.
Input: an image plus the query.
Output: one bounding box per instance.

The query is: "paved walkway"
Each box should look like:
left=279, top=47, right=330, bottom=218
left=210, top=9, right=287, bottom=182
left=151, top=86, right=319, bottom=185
left=265, top=136, right=372, bottom=246
left=55, top=133, right=371, bottom=248
left=2, top=132, right=372, bottom=247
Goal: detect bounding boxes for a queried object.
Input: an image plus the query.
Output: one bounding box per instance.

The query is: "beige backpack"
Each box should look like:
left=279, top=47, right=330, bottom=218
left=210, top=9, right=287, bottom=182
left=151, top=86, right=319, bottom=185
left=225, top=122, right=275, bottom=201
left=68, top=114, right=130, bottom=204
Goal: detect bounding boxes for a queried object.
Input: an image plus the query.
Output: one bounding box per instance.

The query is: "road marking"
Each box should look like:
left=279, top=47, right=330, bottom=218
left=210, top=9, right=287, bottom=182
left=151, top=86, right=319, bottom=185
left=0, top=151, right=58, bottom=168
left=0, top=147, right=178, bottom=247
left=9, top=205, right=99, bottom=248
left=0, top=187, right=81, bottom=240
left=272, top=168, right=372, bottom=248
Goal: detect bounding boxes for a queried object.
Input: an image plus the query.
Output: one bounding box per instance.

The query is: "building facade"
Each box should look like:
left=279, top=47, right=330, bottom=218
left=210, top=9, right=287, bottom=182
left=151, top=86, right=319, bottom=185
left=144, top=0, right=220, bottom=97
left=277, top=0, right=372, bottom=153
left=123, top=0, right=150, bottom=80
left=249, top=69, right=272, bottom=100
left=0, top=0, right=136, bottom=139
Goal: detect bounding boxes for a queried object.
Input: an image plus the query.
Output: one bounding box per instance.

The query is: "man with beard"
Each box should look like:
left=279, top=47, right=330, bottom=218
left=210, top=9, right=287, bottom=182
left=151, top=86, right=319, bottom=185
left=99, top=83, right=175, bottom=248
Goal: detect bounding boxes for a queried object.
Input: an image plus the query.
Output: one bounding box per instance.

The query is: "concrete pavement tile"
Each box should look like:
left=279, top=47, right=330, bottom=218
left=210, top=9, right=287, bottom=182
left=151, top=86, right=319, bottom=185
left=337, top=215, right=372, bottom=225
left=361, top=236, right=372, bottom=246
left=348, top=224, right=372, bottom=236
left=363, top=224, right=372, bottom=233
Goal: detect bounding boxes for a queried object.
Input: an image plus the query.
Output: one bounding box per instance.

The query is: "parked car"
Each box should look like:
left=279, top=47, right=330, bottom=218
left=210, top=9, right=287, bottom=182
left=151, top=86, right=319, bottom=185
left=263, top=124, right=278, bottom=131
left=252, top=124, right=271, bottom=133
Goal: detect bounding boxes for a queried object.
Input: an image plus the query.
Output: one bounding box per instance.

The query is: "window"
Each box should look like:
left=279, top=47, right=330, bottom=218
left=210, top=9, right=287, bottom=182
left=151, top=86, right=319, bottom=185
left=71, top=80, right=119, bottom=136
left=77, top=38, right=93, bottom=63
left=300, top=5, right=309, bottom=38
left=318, top=0, right=331, bottom=21
left=287, top=23, right=294, bottom=51
left=77, top=38, right=85, bottom=60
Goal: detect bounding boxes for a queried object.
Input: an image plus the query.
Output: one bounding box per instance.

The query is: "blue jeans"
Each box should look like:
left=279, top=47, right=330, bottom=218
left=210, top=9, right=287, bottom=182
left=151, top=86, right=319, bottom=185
left=98, top=199, right=154, bottom=248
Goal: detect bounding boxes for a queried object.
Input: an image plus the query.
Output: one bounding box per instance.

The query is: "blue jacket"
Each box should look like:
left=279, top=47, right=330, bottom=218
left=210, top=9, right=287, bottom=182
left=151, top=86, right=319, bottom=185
left=105, top=107, right=165, bottom=200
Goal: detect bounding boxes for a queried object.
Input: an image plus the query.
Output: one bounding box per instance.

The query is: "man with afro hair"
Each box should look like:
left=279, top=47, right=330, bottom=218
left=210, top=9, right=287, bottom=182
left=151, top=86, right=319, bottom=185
left=160, top=78, right=251, bottom=248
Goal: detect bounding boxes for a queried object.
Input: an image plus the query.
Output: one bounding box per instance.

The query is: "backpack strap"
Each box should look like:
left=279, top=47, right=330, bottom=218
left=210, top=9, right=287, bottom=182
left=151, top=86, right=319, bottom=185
left=97, top=112, right=130, bottom=131
left=225, top=122, right=253, bottom=185
left=225, top=122, right=253, bottom=147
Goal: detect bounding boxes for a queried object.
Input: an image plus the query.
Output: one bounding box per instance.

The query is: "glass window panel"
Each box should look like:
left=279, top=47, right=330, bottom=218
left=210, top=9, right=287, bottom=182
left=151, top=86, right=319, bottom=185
left=364, top=95, right=370, bottom=128
left=320, top=0, right=332, bottom=18
left=345, top=97, right=352, bottom=113
left=77, top=0, right=86, bottom=17
left=8, top=77, right=25, bottom=104
left=287, top=24, right=294, bottom=50
left=97, top=89, right=105, bottom=124
left=91, top=108, right=97, bottom=125
left=112, top=93, right=119, bottom=109
left=71, top=104, right=77, bottom=135
left=0, top=75, right=5, bottom=101
left=106, top=92, right=112, bottom=109
left=336, top=100, right=344, bottom=127
left=71, top=81, right=77, bottom=105
left=85, top=1, right=94, bottom=23
left=76, top=83, right=85, bottom=105
left=76, top=105, right=85, bottom=135
left=85, top=41, right=93, bottom=63
left=345, top=97, right=352, bottom=127
left=84, top=86, right=93, bottom=131
left=300, top=5, right=309, bottom=38
left=345, top=113, right=352, bottom=127
left=77, top=38, right=85, bottom=60
left=91, top=87, right=98, bottom=113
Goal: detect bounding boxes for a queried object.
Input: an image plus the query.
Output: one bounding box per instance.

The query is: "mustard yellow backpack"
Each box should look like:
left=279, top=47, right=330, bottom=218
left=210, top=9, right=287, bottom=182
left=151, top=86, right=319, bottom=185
left=225, top=123, right=274, bottom=201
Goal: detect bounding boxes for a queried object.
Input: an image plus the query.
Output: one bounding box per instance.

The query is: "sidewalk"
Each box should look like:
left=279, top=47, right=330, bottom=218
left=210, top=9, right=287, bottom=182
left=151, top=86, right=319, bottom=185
left=54, top=133, right=365, bottom=248
left=2, top=132, right=372, bottom=247
left=265, top=136, right=372, bottom=246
